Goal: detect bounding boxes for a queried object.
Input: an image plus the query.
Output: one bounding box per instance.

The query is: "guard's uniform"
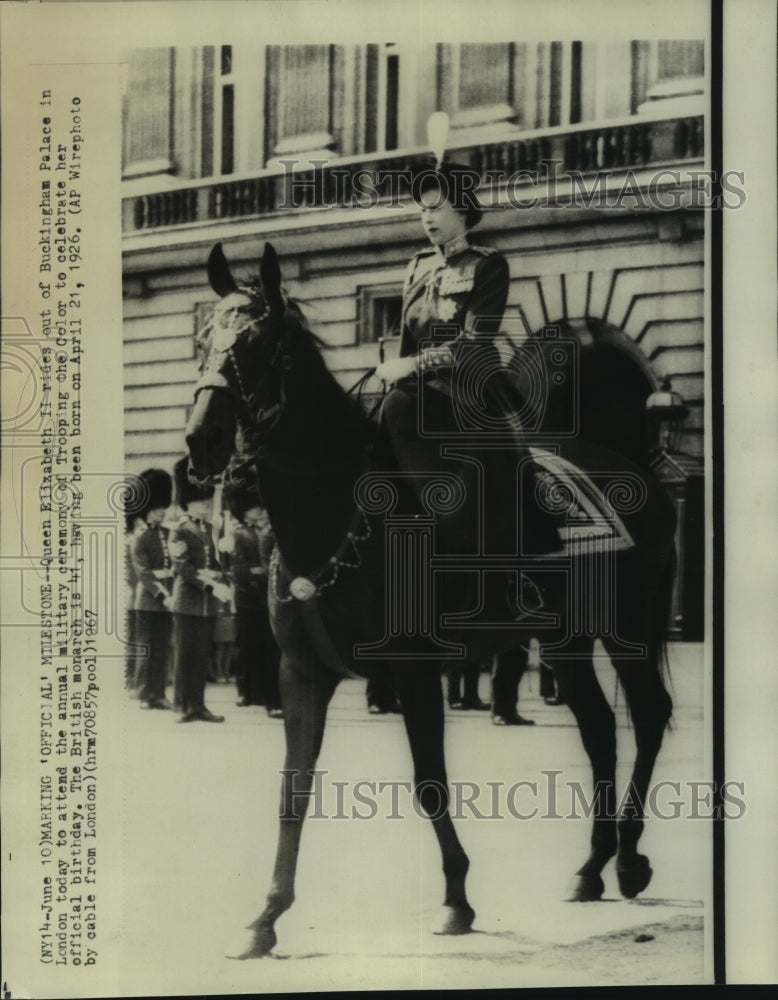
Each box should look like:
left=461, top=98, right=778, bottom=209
left=257, top=527, right=282, bottom=713
left=130, top=522, right=173, bottom=705
left=124, top=526, right=142, bottom=691
left=169, top=515, right=222, bottom=717
left=230, top=522, right=267, bottom=706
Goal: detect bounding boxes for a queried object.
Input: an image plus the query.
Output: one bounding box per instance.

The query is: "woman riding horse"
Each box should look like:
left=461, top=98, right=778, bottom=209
left=185, top=237, right=676, bottom=958
left=376, top=161, right=561, bottom=561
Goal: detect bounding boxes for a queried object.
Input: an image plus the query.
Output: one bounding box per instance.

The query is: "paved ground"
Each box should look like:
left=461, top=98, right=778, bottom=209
left=113, top=643, right=708, bottom=992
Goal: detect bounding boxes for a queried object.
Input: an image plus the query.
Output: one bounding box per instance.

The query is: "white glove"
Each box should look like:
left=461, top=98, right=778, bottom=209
left=211, top=582, right=232, bottom=604
left=420, top=346, right=455, bottom=369
left=374, top=356, right=418, bottom=384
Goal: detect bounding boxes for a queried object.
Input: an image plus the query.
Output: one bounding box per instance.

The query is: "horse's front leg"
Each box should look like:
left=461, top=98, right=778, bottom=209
left=394, top=664, right=474, bottom=935
left=239, top=653, right=338, bottom=958
left=554, top=645, right=619, bottom=902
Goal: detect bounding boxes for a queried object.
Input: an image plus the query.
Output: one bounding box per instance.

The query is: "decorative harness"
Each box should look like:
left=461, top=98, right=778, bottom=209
left=192, top=294, right=374, bottom=609
left=192, top=302, right=287, bottom=445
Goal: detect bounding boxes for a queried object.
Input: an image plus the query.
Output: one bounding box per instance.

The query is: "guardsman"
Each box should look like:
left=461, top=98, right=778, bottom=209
left=169, top=457, right=229, bottom=723
left=223, top=482, right=265, bottom=707
left=223, top=481, right=283, bottom=717
left=123, top=494, right=146, bottom=694
left=129, top=468, right=174, bottom=709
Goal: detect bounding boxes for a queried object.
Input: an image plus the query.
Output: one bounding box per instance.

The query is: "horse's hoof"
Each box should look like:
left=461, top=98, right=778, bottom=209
left=431, top=904, right=475, bottom=935
left=565, top=873, right=605, bottom=902
left=616, top=854, right=652, bottom=899
left=232, top=922, right=277, bottom=959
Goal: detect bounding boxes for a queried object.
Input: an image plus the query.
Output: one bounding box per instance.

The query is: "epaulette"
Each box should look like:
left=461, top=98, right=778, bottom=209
left=467, top=244, right=498, bottom=257
left=412, top=247, right=438, bottom=261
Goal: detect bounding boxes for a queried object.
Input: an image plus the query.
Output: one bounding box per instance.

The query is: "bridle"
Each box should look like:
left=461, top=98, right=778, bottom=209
left=193, top=302, right=290, bottom=442
left=189, top=292, right=383, bottom=606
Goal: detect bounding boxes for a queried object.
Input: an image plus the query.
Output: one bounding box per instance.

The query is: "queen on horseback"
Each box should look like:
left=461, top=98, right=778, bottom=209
left=375, top=120, right=560, bottom=559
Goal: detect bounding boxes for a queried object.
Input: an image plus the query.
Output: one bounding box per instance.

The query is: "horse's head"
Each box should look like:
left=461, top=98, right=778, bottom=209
left=185, top=241, right=296, bottom=481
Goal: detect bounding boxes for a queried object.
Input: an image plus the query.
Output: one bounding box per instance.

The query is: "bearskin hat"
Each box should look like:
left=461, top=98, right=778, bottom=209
left=173, top=455, right=214, bottom=510
left=223, top=479, right=263, bottom=524
left=123, top=468, right=170, bottom=530
left=138, top=468, right=172, bottom=517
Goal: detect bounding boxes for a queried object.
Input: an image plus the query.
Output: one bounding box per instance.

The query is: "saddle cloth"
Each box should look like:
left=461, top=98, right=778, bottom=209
left=529, top=448, right=635, bottom=557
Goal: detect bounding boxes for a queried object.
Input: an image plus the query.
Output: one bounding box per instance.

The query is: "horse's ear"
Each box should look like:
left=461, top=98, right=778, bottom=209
left=207, top=243, right=238, bottom=297
left=260, top=242, right=284, bottom=311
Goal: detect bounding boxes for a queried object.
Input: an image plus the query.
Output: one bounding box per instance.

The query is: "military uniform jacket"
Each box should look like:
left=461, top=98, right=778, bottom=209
left=229, top=524, right=267, bottom=613
left=398, top=237, right=510, bottom=380
left=124, top=530, right=140, bottom=613
left=169, top=516, right=221, bottom=617
left=130, top=524, right=172, bottom=613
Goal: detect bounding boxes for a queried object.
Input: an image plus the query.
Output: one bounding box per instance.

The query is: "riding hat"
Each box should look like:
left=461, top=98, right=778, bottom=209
left=411, top=111, right=484, bottom=229
left=412, top=159, right=484, bottom=229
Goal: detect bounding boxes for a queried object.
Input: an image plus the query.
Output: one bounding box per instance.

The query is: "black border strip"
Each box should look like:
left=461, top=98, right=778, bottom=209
left=710, top=0, right=726, bottom=985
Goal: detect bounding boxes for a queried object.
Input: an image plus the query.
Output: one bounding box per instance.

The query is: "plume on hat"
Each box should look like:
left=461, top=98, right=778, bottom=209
left=426, top=111, right=450, bottom=169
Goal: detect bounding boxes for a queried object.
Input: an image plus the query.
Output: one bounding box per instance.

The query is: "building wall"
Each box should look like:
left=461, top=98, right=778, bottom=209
left=121, top=40, right=704, bottom=184
left=122, top=205, right=704, bottom=474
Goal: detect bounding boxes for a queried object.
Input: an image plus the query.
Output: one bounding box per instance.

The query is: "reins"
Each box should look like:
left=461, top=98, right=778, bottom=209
left=345, top=366, right=386, bottom=423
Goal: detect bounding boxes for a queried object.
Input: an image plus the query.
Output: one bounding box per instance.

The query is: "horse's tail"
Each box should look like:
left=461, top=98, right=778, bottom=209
left=651, top=492, right=679, bottom=726
left=657, top=543, right=677, bottom=692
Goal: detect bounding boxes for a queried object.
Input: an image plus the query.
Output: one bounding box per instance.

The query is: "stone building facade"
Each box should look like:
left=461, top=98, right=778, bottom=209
left=121, top=39, right=707, bottom=636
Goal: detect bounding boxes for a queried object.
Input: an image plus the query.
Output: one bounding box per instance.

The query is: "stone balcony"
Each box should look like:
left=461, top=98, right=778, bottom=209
left=122, top=112, right=704, bottom=234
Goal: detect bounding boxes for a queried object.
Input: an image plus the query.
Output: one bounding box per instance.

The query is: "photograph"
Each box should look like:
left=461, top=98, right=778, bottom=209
left=1, top=1, right=776, bottom=995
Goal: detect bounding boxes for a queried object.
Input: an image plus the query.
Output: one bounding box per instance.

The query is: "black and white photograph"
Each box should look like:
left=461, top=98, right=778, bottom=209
left=1, top=1, right=776, bottom=995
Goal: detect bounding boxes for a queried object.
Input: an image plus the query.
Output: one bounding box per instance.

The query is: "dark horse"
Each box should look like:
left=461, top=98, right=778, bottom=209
left=186, top=242, right=676, bottom=958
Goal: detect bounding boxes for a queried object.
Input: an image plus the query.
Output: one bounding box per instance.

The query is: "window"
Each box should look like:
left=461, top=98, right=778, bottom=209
left=219, top=47, right=235, bottom=175
left=437, top=42, right=519, bottom=132
left=359, top=286, right=403, bottom=344
left=265, top=45, right=337, bottom=162
left=365, top=44, right=400, bottom=153
left=631, top=40, right=705, bottom=113
left=122, top=48, right=175, bottom=178
left=437, top=41, right=595, bottom=133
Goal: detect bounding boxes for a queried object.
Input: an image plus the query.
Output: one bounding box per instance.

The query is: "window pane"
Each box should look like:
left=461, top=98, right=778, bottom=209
left=385, top=53, right=399, bottom=151
left=122, top=48, right=174, bottom=173
left=201, top=46, right=215, bottom=177
left=221, top=84, right=234, bottom=175
left=459, top=43, right=512, bottom=109
left=548, top=41, right=563, bottom=127
left=281, top=45, right=331, bottom=137
left=365, top=44, right=379, bottom=151
left=658, top=40, right=704, bottom=79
